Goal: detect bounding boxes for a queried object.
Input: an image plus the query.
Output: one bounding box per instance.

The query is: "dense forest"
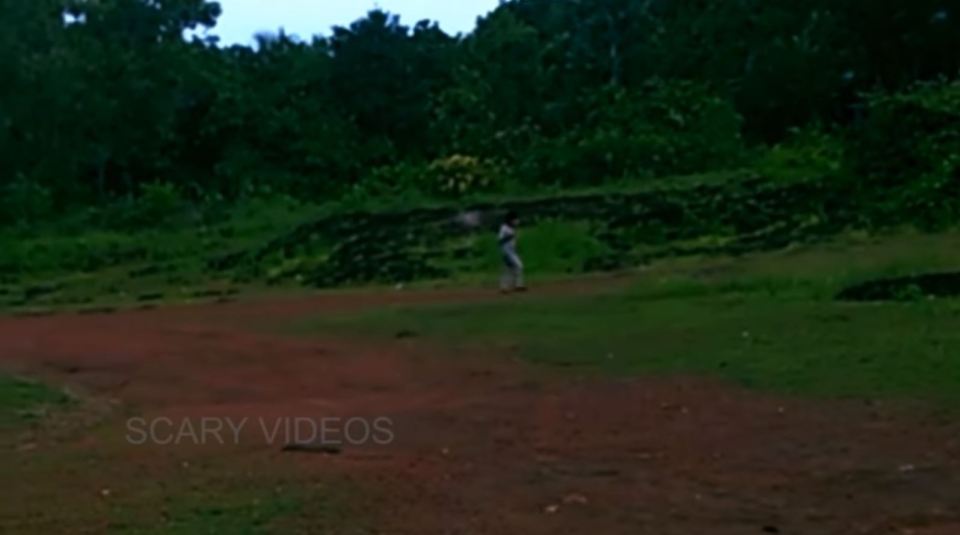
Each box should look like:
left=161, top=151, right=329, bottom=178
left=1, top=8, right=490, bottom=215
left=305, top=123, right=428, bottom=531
left=2, top=0, right=959, bottom=227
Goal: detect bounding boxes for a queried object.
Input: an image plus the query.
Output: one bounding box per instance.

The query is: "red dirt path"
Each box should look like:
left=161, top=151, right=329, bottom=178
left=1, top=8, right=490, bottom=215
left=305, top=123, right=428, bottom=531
left=1, top=287, right=959, bottom=534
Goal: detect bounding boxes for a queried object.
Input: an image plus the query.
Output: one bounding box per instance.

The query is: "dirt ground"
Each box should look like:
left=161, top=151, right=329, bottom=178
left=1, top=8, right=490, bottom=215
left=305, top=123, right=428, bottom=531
left=1, top=286, right=959, bottom=534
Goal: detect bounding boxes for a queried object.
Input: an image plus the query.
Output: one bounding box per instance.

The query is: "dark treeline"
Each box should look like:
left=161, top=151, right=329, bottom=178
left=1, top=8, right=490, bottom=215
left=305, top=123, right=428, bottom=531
left=1, top=0, right=959, bottom=223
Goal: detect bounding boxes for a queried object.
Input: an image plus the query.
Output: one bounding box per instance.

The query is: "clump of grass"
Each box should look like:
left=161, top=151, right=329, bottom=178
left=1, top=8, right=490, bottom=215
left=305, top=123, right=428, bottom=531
left=113, top=493, right=301, bottom=534
left=106, top=482, right=366, bottom=535
left=0, top=375, right=72, bottom=429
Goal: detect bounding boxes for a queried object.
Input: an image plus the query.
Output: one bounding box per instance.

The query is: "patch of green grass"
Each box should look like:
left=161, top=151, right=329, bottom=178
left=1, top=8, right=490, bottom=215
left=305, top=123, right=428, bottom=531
left=305, top=231, right=960, bottom=404
left=0, top=375, right=71, bottom=429
left=517, top=220, right=611, bottom=274
left=472, top=168, right=767, bottom=203
left=110, top=491, right=298, bottom=535
left=107, top=483, right=367, bottom=535
left=0, top=195, right=322, bottom=311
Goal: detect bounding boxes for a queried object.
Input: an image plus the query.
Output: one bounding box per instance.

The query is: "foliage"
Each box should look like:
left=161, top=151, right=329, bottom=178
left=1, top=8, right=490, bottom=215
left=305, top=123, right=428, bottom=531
left=849, top=80, right=960, bottom=229
left=1, top=0, right=959, bottom=216
left=0, top=177, right=53, bottom=226
left=2, top=0, right=960, bottom=298
left=502, top=220, right=611, bottom=274
left=211, top=173, right=848, bottom=288
left=134, top=182, right=189, bottom=225
left=427, top=155, right=504, bottom=197
left=521, top=81, right=744, bottom=185
left=852, top=80, right=960, bottom=183
left=755, top=124, right=844, bottom=181
left=351, top=155, right=504, bottom=202
left=0, top=194, right=319, bottom=309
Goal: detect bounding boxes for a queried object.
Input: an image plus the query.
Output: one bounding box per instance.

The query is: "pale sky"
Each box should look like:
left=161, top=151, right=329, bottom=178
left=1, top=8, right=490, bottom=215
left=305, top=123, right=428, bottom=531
left=209, top=0, right=502, bottom=45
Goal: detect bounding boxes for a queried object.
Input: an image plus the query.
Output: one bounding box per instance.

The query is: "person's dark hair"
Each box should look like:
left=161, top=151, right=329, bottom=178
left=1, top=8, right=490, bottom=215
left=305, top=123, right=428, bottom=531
left=504, top=211, right=519, bottom=224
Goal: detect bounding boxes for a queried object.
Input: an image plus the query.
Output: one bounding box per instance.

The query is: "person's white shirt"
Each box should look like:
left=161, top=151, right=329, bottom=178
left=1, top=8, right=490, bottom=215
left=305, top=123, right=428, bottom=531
left=498, top=223, right=517, bottom=256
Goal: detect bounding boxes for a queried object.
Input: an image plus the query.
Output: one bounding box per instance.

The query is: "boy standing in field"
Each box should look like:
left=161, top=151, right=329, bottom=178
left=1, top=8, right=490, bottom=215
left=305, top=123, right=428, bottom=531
left=498, top=211, right=526, bottom=293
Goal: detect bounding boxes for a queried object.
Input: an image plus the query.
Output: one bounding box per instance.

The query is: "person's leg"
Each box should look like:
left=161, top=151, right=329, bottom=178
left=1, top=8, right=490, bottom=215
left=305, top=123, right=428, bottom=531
left=513, top=257, right=526, bottom=290
left=501, top=256, right=514, bottom=292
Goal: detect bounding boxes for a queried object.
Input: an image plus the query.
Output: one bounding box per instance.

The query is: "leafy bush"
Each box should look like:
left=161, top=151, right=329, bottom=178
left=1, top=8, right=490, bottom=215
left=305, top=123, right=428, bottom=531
left=521, top=80, right=745, bottom=185
left=851, top=80, right=960, bottom=183
left=347, top=162, right=425, bottom=203
left=512, top=220, right=611, bottom=274
left=95, top=182, right=191, bottom=230
left=0, top=232, right=148, bottom=274
left=138, top=182, right=186, bottom=221
left=0, top=177, right=53, bottom=226
left=356, top=155, right=505, bottom=201
left=849, top=80, right=960, bottom=229
left=427, top=155, right=503, bottom=196
left=755, top=124, right=844, bottom=181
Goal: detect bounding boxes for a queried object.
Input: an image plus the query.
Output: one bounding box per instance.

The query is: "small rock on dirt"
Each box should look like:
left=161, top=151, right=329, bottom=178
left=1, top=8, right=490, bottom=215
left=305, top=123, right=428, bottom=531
left=282, top=443, right=343, bottom=455
left=395, top=329, right=418, bottom=339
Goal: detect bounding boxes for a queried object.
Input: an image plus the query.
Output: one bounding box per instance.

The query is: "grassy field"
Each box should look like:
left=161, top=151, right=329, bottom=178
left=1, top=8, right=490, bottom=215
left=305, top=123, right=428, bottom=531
left=0, top=375, right=71, bottom=430
left=3, top=228, right=960, bottom=533
left=304, top=230, right=960, bottom=404
left=105, top=483, right=363, bottom=535
left=3, top=178, right=960, bottom=530
left=0, top=373, right=365, bottom=534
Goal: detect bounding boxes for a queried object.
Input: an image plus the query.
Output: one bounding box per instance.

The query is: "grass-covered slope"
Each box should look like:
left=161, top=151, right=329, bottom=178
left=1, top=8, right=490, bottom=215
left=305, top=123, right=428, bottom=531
left=2, top=164, right=957, bottom=312
left=301, top=231, right=960, bottom=404
left=212, top=173, right=852, bottom=288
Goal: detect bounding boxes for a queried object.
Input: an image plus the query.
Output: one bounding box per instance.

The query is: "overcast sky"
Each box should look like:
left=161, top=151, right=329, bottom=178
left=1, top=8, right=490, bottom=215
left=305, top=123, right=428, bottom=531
left=209, top=0, right=502, bottom=45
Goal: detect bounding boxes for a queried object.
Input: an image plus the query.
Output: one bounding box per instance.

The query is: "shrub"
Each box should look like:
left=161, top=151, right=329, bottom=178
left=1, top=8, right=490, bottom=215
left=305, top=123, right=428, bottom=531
left=350, top=162, right=424, bottom=201
left=849, top=80, right=960, bottom=229
left=427, top=155, right=503, bottom=196
left=851, top=79, right=960, bottom=183
left=0, top=177, right=53, bottom=226
left=95, top=182, right=190, bottom=230
left=755, top=124, right=844, bottom=181
left=357, top=155, right=505, bottom=201
left=521, top=80, right=745, bottom=185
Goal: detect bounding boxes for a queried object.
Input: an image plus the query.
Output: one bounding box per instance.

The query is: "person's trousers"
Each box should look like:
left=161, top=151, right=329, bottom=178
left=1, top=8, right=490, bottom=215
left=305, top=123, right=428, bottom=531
left=501, top=252, right=524, bottom=290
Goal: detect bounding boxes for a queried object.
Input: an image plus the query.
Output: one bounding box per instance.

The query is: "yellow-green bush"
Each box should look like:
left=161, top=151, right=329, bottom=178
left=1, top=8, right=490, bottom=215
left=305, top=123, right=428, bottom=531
left=427, top=155, right=502, bottom=196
